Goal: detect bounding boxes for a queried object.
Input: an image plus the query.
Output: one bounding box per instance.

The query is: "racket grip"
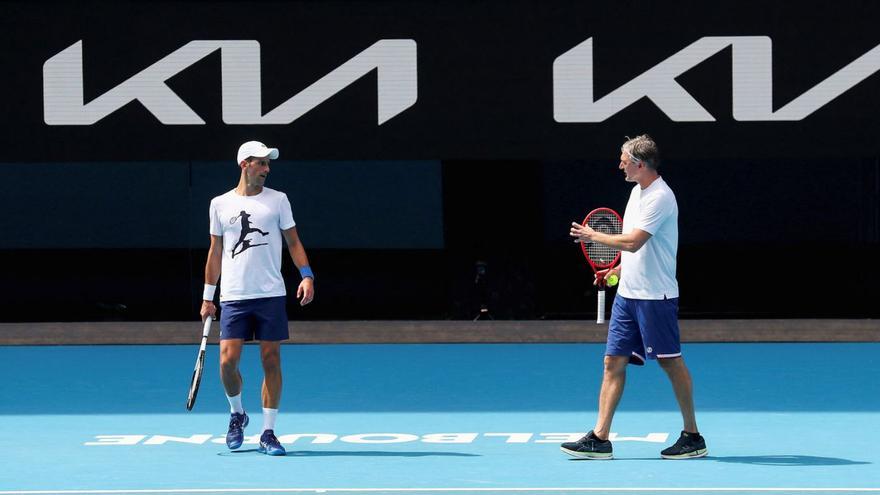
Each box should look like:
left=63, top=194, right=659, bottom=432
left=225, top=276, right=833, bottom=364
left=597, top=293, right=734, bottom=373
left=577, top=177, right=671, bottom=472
left=597, top=289, right=606, bottom=324
left=197, top=317, right=212, bottom=352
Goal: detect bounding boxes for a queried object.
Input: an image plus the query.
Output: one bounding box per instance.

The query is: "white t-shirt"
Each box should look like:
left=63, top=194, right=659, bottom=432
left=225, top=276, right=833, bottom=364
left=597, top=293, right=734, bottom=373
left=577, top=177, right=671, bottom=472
left=209, top=187, right=296, bottom=302
left=618, top=176, right=679, bottom=300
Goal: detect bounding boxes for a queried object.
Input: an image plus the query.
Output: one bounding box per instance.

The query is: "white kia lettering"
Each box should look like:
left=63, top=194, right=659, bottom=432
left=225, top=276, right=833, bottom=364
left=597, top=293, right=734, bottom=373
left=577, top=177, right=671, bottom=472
left=554, top=37, right=880, bottom=122
left=44, top=40, right=417, bottom=125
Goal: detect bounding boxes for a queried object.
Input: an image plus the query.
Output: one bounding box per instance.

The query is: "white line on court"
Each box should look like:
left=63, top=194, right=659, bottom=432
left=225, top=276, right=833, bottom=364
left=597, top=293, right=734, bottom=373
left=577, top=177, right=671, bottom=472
left=2, top=489, right=880, bottom=494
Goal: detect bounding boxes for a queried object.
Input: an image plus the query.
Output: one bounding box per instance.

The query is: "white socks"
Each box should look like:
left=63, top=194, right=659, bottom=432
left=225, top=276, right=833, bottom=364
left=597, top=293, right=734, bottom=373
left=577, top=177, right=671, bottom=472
left=226, top=393, right=244, bottom=414
left=262, top=408, right=278, bottom=432
left=225, top=394, right=278, bottom=431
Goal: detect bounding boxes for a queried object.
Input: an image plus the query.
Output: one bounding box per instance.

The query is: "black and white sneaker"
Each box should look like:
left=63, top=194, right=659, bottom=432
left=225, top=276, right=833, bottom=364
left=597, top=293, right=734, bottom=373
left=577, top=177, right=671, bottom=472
left=560, top=430, right=613, bottom=460
left=661, top=431, right=708, bottom=459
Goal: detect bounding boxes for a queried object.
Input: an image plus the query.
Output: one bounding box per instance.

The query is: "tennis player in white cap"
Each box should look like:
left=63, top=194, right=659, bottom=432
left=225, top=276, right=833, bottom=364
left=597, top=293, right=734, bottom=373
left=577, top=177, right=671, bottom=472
left=200, top=140, right=315, bottom=456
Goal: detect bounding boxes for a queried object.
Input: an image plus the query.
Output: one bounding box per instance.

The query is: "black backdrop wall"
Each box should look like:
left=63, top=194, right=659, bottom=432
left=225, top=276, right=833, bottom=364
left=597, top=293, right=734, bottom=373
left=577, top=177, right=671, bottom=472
left=1, top=0, right=878, bottom=321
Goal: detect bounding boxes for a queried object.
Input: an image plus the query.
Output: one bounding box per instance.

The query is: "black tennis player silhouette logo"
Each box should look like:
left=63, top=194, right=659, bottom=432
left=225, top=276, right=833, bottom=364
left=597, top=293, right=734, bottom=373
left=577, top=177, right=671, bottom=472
left=230, top=210, right=269, bottom=258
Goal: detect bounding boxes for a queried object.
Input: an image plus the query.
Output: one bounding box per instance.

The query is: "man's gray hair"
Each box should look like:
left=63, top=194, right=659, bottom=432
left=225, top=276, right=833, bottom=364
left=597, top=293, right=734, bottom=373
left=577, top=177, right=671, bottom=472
left=621, top=134, right=660, bottom=170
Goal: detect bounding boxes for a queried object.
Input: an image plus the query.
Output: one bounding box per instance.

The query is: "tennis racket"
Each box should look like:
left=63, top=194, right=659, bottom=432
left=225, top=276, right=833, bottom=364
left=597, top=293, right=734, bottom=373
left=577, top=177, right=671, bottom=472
left=580, top=207, right=623, bottom=324
left=185, top=317, right=213, bottom=411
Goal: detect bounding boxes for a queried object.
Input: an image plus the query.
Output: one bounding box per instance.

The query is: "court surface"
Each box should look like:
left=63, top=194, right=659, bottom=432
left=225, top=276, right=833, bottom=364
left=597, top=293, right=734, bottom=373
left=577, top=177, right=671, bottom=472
left=1, top=342, right=878, bottom=495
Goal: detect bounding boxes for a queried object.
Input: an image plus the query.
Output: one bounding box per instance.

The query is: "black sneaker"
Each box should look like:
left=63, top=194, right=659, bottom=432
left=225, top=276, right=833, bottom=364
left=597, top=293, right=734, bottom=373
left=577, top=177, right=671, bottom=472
left=560, top=430, right=613, bottom=459
left=661, top=431, right=708, bottom=459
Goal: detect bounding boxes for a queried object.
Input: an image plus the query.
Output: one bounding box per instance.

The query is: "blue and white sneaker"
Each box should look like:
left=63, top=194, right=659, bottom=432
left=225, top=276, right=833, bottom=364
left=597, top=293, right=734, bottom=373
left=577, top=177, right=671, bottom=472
left=258, top=429, right=286, bottom=456
left=225, top=412, right=249, bottom=450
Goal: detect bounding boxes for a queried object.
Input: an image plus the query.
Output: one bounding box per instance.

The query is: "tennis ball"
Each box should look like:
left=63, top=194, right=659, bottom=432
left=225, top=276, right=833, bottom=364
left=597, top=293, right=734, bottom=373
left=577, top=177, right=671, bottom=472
left=607, top=274, right=619, bottom=287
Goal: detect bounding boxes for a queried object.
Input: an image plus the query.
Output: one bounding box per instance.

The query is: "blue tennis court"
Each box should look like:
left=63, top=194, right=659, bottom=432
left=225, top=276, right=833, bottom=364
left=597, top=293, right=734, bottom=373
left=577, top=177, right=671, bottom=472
left=1, top=342, right=878, bottom=494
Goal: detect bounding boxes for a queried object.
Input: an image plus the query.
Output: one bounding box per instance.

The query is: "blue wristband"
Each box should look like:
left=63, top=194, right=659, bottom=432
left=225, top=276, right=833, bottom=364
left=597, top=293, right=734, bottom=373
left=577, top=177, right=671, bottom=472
left=299, top=265, right=314, bottom=280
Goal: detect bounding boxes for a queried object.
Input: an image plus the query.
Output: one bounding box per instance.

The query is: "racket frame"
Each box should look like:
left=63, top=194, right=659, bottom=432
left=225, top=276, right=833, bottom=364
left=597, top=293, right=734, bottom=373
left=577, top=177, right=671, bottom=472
left=580, top=207, right=623, bottom=324
left=185, top=317, right=213, bottom=411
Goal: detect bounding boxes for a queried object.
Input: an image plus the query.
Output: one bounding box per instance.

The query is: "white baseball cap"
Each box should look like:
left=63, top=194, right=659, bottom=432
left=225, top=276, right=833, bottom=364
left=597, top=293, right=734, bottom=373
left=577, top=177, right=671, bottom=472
left=237, top=141, right=279, bottom=164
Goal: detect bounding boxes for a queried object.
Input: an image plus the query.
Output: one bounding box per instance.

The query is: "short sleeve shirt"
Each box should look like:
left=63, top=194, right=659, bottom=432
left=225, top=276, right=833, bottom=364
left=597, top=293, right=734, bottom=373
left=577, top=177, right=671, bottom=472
left=209, top=187, right=296, bottom=302
left=618, top=176, right=679, bottom=300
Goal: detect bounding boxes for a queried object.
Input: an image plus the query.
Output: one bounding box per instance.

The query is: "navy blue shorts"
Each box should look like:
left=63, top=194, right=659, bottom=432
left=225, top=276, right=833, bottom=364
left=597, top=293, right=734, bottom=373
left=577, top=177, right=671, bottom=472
left=219, top=296, right=289, bottom=342
left=606, top=294, right=681, bottom=365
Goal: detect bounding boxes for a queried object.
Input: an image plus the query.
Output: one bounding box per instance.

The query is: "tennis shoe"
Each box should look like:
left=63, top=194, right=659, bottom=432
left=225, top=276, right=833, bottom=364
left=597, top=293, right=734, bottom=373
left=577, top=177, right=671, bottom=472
left=661, top=431, right=708, bottom=459
left=560, top=430, right=613, bottom=459
left=258, top=429, right=287, bottom=456
left=225, top=412, right=249, bottom=450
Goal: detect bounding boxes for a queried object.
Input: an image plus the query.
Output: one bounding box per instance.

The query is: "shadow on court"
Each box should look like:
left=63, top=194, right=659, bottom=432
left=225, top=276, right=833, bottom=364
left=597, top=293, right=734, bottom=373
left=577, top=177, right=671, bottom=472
left=567, top=455, right=870, bottom=466
left=218, top=449, right=480, bottom=458
left=711, top=454, right=871, bottom=466
left=289, top=450, right=481, bottom=457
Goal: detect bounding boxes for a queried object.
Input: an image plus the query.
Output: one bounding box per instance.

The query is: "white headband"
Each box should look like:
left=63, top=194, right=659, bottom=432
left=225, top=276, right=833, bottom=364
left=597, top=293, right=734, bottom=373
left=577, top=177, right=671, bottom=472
left=623, top=148, right=642, bottom=164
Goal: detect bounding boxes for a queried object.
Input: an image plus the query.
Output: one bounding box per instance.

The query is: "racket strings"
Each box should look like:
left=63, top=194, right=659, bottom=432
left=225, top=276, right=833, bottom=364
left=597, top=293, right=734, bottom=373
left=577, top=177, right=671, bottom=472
left=585, top=212, right=622, bottom=267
